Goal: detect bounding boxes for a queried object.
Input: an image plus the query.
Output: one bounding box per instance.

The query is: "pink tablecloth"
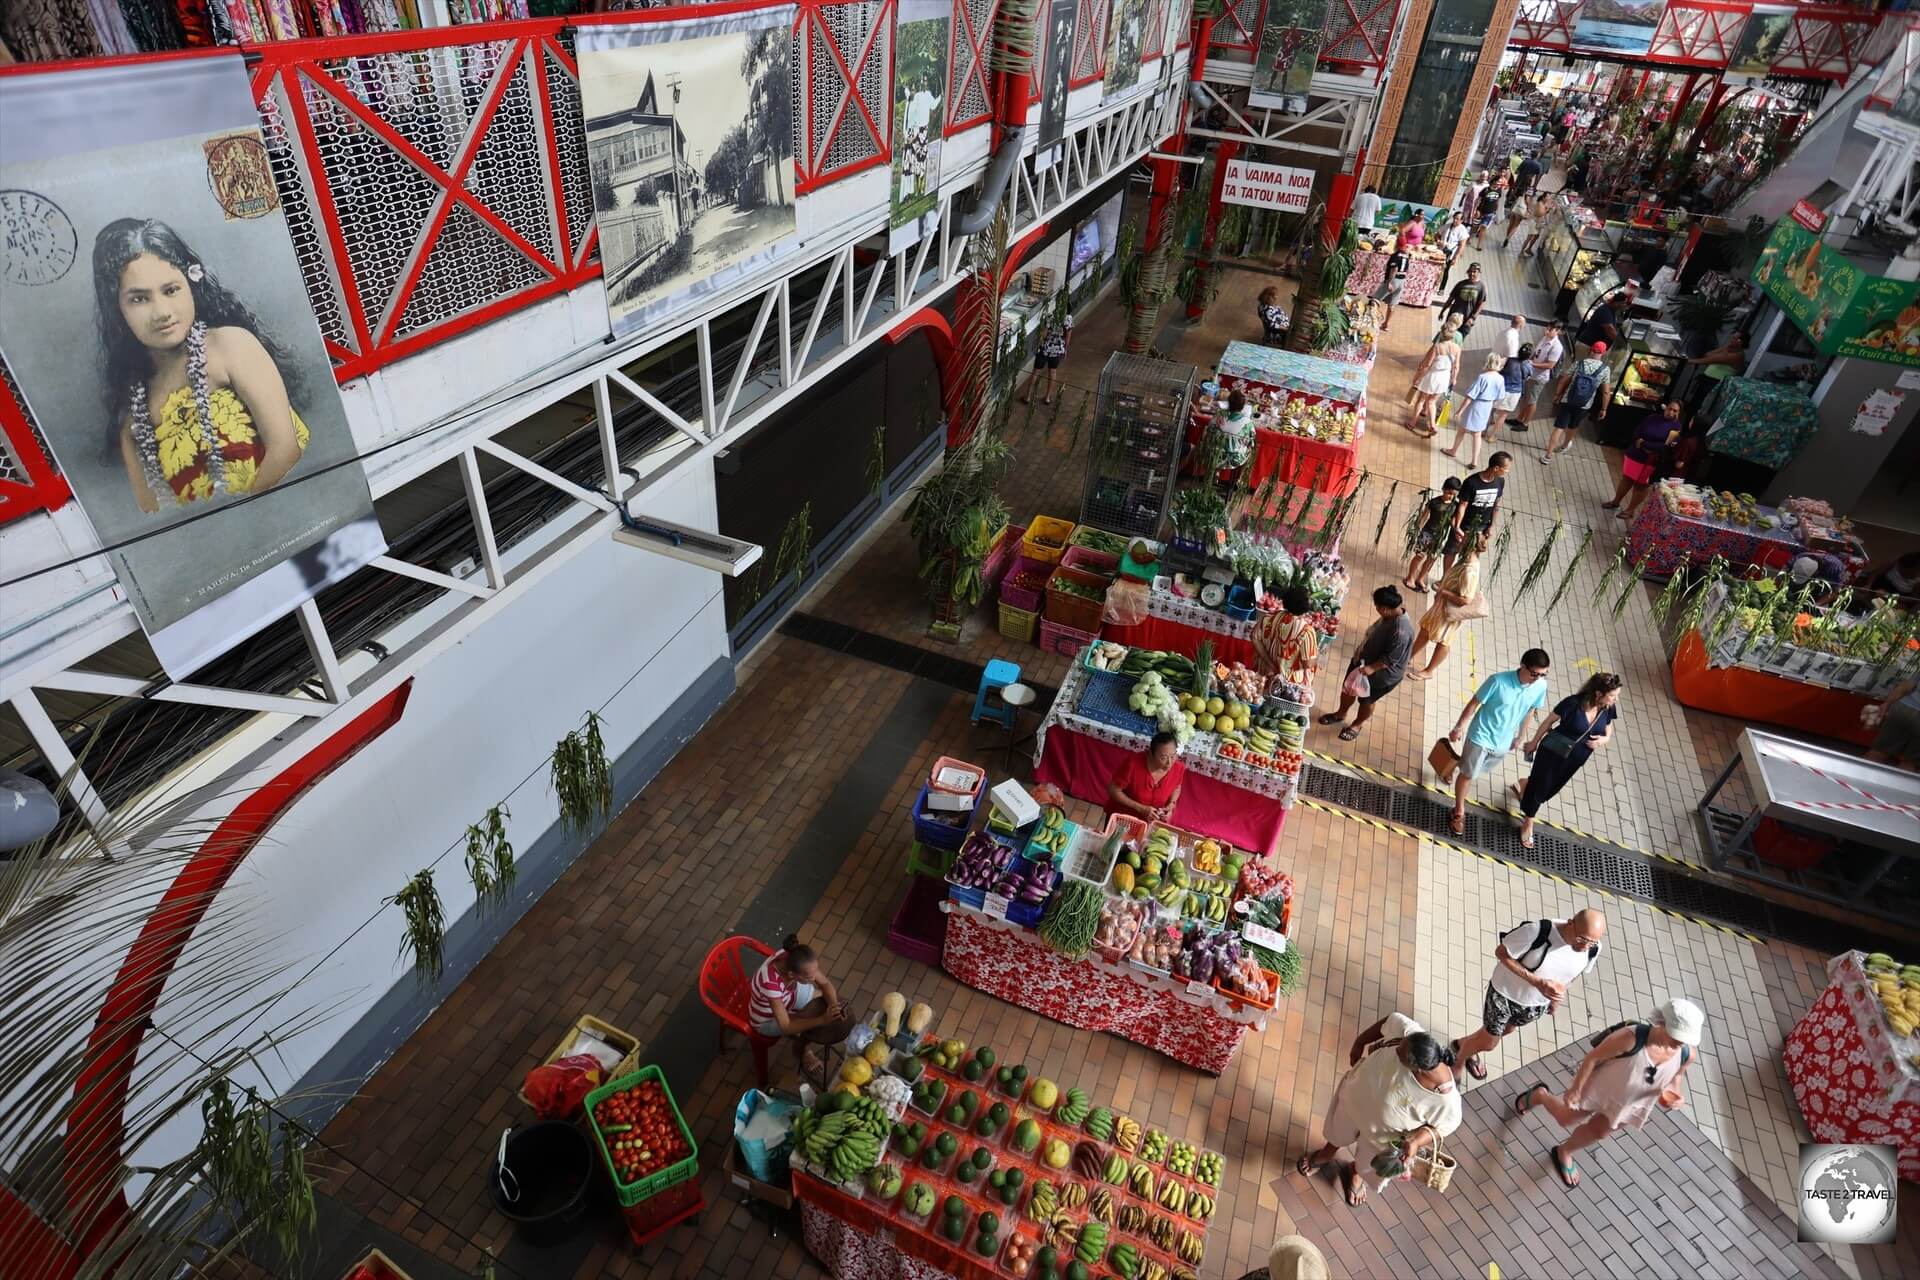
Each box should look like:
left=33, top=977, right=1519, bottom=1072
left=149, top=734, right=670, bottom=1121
left=1033, top=720, right=1288, bottom=854
left=942, top=907, right=1255, bottom=1074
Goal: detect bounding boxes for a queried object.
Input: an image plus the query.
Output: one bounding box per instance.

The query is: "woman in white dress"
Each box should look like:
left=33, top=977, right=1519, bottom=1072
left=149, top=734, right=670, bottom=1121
left=1296, top=1012, right=1462, bottom=1205
left=1408, top=318, right=1462, bottom=440
left=1513, top=997, right=1703, bottom=1189
left=1443, top=351, right=1508, bottom=470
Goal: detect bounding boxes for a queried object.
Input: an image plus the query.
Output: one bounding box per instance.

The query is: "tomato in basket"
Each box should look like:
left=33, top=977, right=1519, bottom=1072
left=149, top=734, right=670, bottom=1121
left=593, top=1079, right=689, bottom=1183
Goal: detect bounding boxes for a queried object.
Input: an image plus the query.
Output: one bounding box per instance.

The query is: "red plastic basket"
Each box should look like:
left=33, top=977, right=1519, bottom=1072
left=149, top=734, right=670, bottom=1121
left=1038, top=619, right=1098, bottom=657
left=1044, top=566, right=1109, bottom=633
left=1060, top=545, right=1120, bottom=579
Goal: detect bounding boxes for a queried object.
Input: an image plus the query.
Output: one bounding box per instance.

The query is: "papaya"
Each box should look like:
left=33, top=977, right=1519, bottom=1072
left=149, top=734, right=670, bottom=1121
left=840, top=1057, right=874, bottom=1086
left=1113, top=864, right=1135, bottom=894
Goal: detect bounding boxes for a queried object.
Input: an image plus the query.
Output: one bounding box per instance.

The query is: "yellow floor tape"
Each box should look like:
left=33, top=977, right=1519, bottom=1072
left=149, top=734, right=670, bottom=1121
left=1299, top=746, right=1698, bottom=868
left=1292, top=797, right=1763, bottom=944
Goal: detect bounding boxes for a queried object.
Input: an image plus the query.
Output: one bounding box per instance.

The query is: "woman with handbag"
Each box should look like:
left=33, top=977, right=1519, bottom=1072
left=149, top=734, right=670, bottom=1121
left=1407, top=319, right=1462, bottom=439
left=1295, top=1012, right=1461, bottom=1207
left=1510, top=672, right=1621, bottom=849
left=1405, top=532, right=1488, bottom=681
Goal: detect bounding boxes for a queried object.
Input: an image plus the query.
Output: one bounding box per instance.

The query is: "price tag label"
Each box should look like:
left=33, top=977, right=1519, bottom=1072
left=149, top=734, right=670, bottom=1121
left=1243, top=923, right=1288, bottom=952
left=984, top=892, right=1011, bottom=919
left=1186, top=979, right=1214, bottom=999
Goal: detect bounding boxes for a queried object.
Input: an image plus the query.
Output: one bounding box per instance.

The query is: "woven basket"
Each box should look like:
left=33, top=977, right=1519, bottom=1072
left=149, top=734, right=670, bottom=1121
left=1410, top=1135, right=1455, bottom=1191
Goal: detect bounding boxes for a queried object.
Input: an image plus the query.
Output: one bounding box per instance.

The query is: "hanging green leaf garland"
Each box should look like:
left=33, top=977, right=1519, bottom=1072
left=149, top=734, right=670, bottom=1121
left=1485, top=519, right=1518, bottom=585
left=1514, top=519, right=1563, bottom=603
left=1543, top=526, right=1595, bottom=617
left=1674, top=556, right=1728, bottom=637
left=552, top=710, right=614, bottom=834
left=1614, top=553, right=1654, bottom=616
left=1401, top=488, right=1433, bottom=558
left=1649, top=565, right=1689, bottom=627
left=464, top=803, right=516, bottom=909
left=386, top=870, right=446, bottom=981
left=1372, top=480, right=1399, bottom=547
left=1593, top=543, right=1628, bottom=608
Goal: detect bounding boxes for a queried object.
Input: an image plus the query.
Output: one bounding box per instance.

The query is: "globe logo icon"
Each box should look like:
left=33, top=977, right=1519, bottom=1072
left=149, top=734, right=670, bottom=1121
left=1798, top=1144, right=1898, bottom=1244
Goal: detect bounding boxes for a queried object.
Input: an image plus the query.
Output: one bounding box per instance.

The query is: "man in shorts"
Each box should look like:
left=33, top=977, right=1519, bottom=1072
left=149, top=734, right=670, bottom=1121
left=1444, top=647, right=1551, bottom=834
left=1451, top=910, right=1606, bottom=1081
left=1512, top=320, right=1563, bottom=430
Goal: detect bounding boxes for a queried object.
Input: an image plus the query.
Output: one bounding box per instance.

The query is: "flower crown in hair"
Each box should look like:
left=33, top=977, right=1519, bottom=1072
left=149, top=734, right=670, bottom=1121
left=186, top=263, right=204, bottom=283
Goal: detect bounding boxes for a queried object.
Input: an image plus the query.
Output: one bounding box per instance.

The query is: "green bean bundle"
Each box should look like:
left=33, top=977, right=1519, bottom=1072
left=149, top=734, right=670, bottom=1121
left=1039, top=880, right=1105, bottom=958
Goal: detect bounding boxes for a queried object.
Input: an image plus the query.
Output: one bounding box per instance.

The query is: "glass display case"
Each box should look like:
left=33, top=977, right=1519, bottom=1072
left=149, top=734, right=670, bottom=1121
left=1534, top=197, right=1616, bottom=311
left=1571, top=265, right=1623, bottom=335
left=1599, top=318, right=1685, bottom=445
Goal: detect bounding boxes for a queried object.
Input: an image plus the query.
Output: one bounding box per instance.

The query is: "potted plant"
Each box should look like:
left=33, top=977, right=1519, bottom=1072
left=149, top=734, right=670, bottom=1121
left=906, top=431, right=1011, bottom=640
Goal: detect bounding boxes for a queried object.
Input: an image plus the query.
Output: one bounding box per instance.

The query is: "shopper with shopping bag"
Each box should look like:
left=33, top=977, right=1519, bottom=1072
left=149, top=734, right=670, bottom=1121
left=1316, top=586, right=1415, bottom=741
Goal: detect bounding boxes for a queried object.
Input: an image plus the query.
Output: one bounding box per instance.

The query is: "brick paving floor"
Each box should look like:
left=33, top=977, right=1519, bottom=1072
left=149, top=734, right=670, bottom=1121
left=298, top=254, right=1913, bottom=1280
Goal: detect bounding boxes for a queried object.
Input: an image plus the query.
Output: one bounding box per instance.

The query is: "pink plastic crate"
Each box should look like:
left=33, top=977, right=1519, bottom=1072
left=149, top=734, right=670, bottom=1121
left=1038, top=619, right=1098, bottom=657
left=1060, top=545, right=1120, bottom=579
left=999, top=556, right=1054, bottom=612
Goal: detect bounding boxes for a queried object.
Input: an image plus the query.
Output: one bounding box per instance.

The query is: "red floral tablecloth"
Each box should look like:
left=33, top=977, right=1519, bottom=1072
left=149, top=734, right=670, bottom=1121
left=798, top=1174, right=978, bottom=1280
left=1351, top=250, right=1443, bottom=307
left=1625, top=495, right=1803, bottom=579
left=1784, top=961, right=1920, bottom=1181
left=1247, top=427, right=1362, bottom=502
left=942, top=905, right=1259, bottom=1075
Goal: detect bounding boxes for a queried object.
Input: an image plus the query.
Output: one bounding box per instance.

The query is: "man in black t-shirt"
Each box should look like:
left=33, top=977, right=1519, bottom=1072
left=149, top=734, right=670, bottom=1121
left=1440, top=264, right=1488, bottom=337
left=1447, top=452, right=1512, bottom=568
left=1575, top=286, right=1632, bottom=360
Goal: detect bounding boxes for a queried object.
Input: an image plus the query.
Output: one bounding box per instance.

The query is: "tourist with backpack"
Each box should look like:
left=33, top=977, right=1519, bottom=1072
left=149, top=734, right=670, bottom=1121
left=1449, top=910, right=1606, bottom=1081
left=1541, top=341, right=1612, bottom=464
left=1513, top=998, right=1704, bottom=1189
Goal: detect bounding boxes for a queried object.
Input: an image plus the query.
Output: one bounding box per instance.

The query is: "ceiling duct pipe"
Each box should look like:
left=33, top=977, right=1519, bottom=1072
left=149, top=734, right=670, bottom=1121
left=956, top=0, right=1038, bottom=236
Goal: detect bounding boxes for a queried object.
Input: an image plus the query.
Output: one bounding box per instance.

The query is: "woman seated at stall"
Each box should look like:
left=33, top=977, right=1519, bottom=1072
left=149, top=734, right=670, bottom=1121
left=748, top=934, right=855, bottom=1068
left=1107, top=731, right=1186, bottom=824
left=1257, top=287, right=1291, bottom=346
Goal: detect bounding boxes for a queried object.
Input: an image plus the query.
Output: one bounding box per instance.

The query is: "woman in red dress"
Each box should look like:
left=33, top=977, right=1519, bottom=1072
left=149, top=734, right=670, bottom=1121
left=1107, top=731, right=1186, bottom=823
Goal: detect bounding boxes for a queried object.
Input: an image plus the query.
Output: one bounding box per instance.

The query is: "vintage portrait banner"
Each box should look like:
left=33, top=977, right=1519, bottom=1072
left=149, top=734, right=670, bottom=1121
left=1037, top=0, right=1078, bottom=170
left=889, top=0, right=949, bottom=253
left=0, top=55, right=384, bottom=679
left=1248, top=0, right=1327, bottom=113
left=579, top=7, right=802, bottom=339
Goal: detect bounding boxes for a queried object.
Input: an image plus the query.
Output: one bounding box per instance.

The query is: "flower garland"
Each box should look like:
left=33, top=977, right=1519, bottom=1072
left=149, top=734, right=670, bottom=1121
left=127, top=316, right=225, bottom=506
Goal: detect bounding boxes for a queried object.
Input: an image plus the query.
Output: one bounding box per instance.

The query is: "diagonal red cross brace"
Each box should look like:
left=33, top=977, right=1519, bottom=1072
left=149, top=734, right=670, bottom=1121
left=946, top=0, right=996, bottom=132
left=810, top=0, right=894, bottom=175
left=1325, top=0, right=1399, bottom=67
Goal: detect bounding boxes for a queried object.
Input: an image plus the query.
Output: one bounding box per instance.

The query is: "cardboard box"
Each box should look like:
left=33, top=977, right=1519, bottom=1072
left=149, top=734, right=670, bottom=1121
left=724, top=1140, right=795, bottom=1209
left=989, top=779, right=1039, bottom=828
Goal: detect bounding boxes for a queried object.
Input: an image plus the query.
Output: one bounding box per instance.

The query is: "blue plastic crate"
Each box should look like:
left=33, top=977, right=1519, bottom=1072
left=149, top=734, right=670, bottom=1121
left=913, top=781, right=980, bottom=851
left=1006, top=896, right=1047, bottom=927
left=1074, top=668, right=1157, bottom=738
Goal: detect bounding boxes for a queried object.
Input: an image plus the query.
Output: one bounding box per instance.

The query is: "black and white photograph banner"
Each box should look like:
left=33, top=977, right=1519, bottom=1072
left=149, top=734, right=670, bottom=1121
left=0, top=54, right=384, bottom=679
left=1037, top=0, right=1078, bottom=170
left=580, top=6, right=801, bottom=338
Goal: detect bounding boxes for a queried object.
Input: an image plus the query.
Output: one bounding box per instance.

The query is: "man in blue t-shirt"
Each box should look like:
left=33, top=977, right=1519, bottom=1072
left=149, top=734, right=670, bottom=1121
left=1444, top=648, right=1552, bottom=834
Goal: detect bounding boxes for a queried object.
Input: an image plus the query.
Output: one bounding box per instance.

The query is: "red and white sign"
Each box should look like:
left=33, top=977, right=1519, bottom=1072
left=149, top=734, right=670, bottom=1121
left=1790, top=198, right=1829, bottom=233
left=1221, top=159, right=1315, bottom=214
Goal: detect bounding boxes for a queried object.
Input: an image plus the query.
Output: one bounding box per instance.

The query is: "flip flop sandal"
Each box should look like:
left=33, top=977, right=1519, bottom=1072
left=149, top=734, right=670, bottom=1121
left=1550, top=1145, right=1581, bottom=1188
left=1464, top=1054, right=1489, bottom=1080
left=1340, top=1163, right=1368, bottom=1206
left=1339, top=726, right=1363, bottom=741
left=1513, top=1083, right=1549, bottom=1116
left=1448, top=811, right=1467, bottom=836
left=1317, top=713, right=1346, bottom=726
left=1296, top=1153, right=1329, bottom=1178
left=1519, top=829, right=1536, bottom=850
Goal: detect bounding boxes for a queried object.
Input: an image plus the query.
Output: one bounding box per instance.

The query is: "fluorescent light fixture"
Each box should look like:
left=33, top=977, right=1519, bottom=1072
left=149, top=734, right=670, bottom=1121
left=612, top=510, right=763, bottom=577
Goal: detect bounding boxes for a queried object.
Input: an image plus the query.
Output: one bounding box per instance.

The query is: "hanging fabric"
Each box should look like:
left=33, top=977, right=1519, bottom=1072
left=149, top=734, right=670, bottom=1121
left=1, top=0, right=105, bottom=61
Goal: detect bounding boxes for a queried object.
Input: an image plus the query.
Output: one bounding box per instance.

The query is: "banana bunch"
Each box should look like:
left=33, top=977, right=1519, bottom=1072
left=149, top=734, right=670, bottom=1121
left=1102, top=1153, right=1128, bottom=1185
left=792, top=1108, right=819, bottom=1149
left=1129, top=1162, right=1155, bottom=1198
left=1076, top=1221, right=1109, bottom=1265
left=1117, top=1202, right=1148, bottom=1233
left=827, top=1127, right=882, bottom=1180
left=1147, top=1214, right=1174, bottom=1248
left=1089, top=1187, right=1117, bottom=1225
left=1183, top=889, right=1229, bottom=923
left=1027, top=1179, right=1057, bottom=1221
left=802, top=1111, right=853, bottom=1162
left=1176, top=1231, right=1204, bottom=1266
left=1245, top=724, right=1281, bottom=756
left=1044, top=1212, right=1079, bottom=1251
left=1109, top=1243, right=1141, bottom=1279
left=1142, top=1261, right=1169, bottom=1280
left=1174, top=1267, right=1200, bottom=1280
left=1157, top=1179, right=1188, bottom=1214
left=1187, top=1190, right=1216, bottom=1221
left=1059, top=1180, right=1088, bottom=1209
left=1056, top=1087, right=1091, bottom=1126
left=1114, top=1115, right=1141, bottom=1153
left=1085, top=1107, right=1114, bottom=1141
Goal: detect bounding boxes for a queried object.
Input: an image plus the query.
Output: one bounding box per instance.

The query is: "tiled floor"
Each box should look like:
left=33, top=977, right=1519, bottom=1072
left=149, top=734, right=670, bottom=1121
left=291, top=248, right=1919, bottom=1280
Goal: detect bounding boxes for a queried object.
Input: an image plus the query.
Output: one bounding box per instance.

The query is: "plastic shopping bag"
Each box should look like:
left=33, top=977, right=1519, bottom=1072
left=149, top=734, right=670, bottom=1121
left=1103, top=577, right=1150, bottom=627
left=1436, top=395, right=1453, bottom=428
left=1343, top=666, right=1371, bottom=699
left=733, top=1088, right=802, bottom=1183
left=520, top=1054, right=606, bottom=1120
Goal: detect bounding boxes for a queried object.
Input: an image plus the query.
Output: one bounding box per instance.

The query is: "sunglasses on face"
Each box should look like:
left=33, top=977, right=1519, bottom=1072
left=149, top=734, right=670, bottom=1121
left=1521, top=667, right=1549, bottom=679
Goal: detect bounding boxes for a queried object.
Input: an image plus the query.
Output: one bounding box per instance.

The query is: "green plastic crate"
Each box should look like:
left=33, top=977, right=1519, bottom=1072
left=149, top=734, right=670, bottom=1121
left=585, top=1065, right=699, bottom=1206
left=905, top=840, right=956, bottom=879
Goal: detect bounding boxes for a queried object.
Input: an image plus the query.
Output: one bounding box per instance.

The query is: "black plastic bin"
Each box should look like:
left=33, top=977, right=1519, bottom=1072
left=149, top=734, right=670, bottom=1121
left=488, top=1121, right=595, bottom=1245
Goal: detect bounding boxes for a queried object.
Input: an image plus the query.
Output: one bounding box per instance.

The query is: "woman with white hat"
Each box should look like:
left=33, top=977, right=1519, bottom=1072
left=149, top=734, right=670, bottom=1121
left=1235, top=1235, right=1332, bottom=1280
left=1512, top=997, right=1703, bottom=1189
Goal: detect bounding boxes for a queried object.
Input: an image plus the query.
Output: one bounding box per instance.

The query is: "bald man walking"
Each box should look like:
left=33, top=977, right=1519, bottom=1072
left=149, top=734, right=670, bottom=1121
left=1453, top=910, right=1606, bottom=1081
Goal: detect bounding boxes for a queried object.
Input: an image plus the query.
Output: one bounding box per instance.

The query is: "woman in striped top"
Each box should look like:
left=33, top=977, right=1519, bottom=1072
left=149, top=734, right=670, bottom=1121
left=749, top=933, right=852, bottom=1051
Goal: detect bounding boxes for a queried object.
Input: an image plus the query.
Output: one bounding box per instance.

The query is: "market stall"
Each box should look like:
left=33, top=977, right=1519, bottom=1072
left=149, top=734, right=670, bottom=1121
left=1597, top=317, right=1686, bottom=446
left=792, top=1031, right=1239, bottom=1276
left=1533, top=194, right=1613, bottom=307
left=1670, top=630, right=1879, bottom=748
left=1785, top=951, right=1920, bottom=1180
left=1350, top=248, right=1443, bottom=308
left=1212, top=342, right=1368, bottom=504
left=1701, top=377, right=1820, bottom=492
left=1624, top=482, right=1869, bottom=581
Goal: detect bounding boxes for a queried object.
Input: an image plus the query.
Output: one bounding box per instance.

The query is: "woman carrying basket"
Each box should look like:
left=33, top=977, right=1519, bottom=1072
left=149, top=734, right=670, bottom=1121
left=1296, top=1012, right=1462, bottom=1206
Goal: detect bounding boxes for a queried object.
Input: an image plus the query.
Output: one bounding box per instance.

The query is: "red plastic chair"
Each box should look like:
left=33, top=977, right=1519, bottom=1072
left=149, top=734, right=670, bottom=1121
left=699, top=935, right=779, bottom=1089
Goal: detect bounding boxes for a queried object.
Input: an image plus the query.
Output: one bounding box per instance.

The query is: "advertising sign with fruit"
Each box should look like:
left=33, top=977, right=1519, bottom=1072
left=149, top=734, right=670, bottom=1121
left=1752, top=217, right=1920, bottom=368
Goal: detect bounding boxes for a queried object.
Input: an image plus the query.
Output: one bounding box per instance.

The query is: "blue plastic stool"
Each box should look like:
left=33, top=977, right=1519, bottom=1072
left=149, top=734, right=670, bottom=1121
left=972, top=659, right=1021, bottom=728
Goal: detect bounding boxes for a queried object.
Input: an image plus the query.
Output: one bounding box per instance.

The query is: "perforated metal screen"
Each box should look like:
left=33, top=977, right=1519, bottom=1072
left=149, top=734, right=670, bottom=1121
left=1074, top=0, right=1108, bottom=80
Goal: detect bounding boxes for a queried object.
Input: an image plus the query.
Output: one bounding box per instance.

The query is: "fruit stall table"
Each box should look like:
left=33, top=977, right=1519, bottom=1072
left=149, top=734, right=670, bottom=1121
left=1624, top=491, right=1806, bottom=580
left=796, top=1046, right=1227, bottom=1278
left=1101, top=582, right=1259, bottom=669
left=1784, top=951, right=1920, bottom=1180
left=1032, top=663, right=1296, bottom=855
left=939, top=902, right=1275, bottom=1074
left=1350, top=248, right=1443, bottom=307
left=1669, top=630, right=1878, bottom=748
left=1213, top=343, right=1368, bottom=502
